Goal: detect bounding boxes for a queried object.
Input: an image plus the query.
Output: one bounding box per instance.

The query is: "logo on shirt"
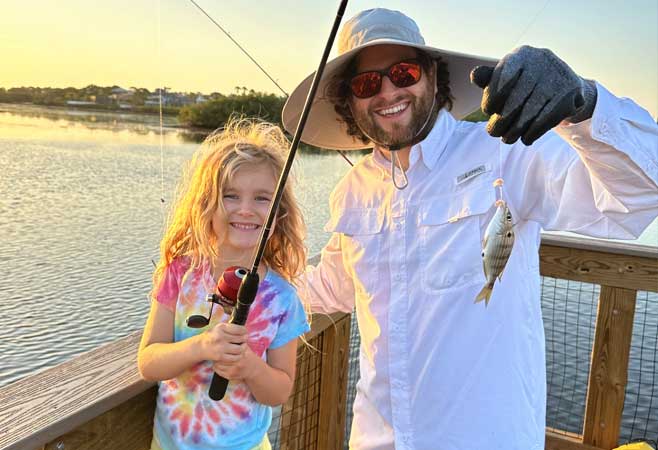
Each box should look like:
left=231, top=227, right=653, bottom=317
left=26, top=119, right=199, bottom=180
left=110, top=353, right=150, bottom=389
left=456, top=164, right=489, bottom=185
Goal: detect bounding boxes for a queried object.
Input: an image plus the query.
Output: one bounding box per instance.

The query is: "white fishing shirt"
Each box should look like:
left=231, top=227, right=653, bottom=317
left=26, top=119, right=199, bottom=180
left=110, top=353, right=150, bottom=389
left=297, top=84, right=658, bottom=450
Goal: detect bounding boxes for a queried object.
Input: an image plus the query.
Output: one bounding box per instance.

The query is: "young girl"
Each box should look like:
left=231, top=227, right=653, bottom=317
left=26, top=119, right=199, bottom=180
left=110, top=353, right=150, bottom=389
left=138, top=119, right=309, bottom=450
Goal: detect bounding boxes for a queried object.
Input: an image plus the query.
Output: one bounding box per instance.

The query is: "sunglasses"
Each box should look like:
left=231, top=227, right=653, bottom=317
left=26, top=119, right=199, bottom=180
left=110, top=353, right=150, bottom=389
left=349, top=60, right=423, bottom=99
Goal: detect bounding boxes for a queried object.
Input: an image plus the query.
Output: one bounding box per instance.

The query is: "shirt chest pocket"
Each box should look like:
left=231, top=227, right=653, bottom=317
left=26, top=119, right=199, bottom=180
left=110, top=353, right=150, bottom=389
left=325, top=208, right=384, bottom=293
left=417, top=187, right=495, bottom=293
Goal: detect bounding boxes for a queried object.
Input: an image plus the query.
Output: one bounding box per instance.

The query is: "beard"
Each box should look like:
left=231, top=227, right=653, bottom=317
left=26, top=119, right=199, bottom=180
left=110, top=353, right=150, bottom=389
left=352, top=91, right=436, bottom=148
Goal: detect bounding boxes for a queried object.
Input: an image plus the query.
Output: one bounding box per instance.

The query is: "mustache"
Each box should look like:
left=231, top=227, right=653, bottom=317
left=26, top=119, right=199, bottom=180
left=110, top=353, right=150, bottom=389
left=369, top=95, right=414, bottom=112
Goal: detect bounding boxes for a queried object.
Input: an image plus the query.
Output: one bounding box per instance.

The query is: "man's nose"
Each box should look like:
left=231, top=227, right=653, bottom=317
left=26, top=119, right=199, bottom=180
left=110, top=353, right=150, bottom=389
left=378, top=75, right=398, bottom=96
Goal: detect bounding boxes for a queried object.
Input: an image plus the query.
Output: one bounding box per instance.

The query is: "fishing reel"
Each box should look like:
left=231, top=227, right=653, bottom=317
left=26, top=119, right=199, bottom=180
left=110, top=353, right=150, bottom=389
left=186, top=266, right=248, bottom=328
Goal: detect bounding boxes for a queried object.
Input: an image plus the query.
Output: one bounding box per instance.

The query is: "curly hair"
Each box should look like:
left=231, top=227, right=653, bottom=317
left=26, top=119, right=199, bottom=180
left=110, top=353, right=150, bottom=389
left=152, top=118, right=306, bottom=294
left=325, top=50, right=453, bottom=145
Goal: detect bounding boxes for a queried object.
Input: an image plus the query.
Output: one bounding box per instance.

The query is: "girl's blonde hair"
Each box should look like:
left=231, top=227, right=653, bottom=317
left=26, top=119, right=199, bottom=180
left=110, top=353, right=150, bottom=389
left=152, top=118, right=306, bottom=292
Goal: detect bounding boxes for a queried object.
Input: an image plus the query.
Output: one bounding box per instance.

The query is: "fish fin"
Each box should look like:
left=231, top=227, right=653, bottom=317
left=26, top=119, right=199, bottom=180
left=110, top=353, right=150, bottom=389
left=475, top=285, right=493, bottom=306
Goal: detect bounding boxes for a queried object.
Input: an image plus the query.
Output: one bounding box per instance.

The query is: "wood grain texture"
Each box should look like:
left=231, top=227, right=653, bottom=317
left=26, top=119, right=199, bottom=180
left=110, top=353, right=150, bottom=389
left=317, top=314, right=351, bottom=450
left=541, top=234, right=658, bottom=259
left=0, top=330, right=154, bottom=450
left=546, top=429, right=605, bottom=450
left=540, top=244, right=658, bottom=292
left=43, top=387, right=156, bottom=450
left=583, top=286, right=637, bottom=449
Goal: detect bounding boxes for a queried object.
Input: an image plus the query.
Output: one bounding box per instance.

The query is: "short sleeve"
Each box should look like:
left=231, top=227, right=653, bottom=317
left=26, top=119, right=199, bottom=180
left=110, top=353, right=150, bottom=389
left=152, top=257, right=190, bottom=311
left=270, top=289, right=310, bottom=349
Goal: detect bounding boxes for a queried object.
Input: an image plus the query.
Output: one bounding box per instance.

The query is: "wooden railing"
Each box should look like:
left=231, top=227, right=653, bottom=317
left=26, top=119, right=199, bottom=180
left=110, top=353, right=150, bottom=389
left=0, top=235, right=656, bottom=450
left=540, top=234, right=657, bottom=450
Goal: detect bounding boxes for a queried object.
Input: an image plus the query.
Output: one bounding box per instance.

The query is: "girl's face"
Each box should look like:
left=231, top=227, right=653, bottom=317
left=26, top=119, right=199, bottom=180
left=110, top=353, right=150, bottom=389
left=213, top=162, right=277, bottom=260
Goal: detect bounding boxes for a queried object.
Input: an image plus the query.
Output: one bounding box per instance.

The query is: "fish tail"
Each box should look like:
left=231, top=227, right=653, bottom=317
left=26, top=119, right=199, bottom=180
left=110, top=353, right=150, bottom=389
left=475, top=284, right=493, bottom=306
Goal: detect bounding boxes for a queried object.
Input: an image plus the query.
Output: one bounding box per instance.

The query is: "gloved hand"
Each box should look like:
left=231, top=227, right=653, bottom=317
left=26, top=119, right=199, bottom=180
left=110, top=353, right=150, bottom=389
left=470, top=45, right=597, bottom=145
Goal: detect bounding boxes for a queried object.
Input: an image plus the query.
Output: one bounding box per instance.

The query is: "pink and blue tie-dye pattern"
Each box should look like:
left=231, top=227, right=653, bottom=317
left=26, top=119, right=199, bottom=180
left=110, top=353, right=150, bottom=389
left=151, top=258, right=309, bottom=450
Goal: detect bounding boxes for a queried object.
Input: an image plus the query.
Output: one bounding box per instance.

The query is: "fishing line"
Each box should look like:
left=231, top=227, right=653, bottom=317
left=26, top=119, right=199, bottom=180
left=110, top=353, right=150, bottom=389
left=187, top=0, right=288, bottom=97
left=184, top=0, right=354, bottom=166
left=492, top=0, right=553, bottom=204
left=510, top=0, right=552, bottom=48
left=158, top=0, right=166, bottom=211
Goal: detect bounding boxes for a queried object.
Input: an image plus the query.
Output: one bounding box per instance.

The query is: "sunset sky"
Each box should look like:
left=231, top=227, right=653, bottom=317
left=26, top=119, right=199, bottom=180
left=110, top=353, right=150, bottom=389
left=2, top=0, right=657, bottom=117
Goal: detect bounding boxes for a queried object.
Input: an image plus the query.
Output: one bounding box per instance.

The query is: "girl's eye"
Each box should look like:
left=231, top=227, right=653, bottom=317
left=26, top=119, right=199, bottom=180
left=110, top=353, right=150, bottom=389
left=255, top=196, right=271, bottom=202
left=223, top=194, right=238, bottom=200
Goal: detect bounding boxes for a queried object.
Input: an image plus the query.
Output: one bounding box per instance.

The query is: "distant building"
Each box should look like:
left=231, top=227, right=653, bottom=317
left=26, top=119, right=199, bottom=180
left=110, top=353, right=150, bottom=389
left=145, top=91, right=194, bottom=107
left=66, top=100, right=96, bottom=106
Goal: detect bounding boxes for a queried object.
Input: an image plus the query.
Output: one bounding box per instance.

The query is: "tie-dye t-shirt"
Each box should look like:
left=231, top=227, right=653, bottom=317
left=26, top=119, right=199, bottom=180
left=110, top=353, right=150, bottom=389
left=151, top=257, right=310, bottom=450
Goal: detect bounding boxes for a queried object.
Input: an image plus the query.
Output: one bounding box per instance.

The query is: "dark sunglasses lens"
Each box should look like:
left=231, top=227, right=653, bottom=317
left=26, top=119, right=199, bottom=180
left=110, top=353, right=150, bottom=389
left=389, top=62, right=422, bottom=88
left=350, top=72, right=382, bottom=98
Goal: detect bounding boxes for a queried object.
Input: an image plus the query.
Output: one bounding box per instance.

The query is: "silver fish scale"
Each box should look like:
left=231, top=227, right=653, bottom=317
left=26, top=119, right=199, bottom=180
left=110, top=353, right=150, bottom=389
left=476, top=201, right=515, bottom=305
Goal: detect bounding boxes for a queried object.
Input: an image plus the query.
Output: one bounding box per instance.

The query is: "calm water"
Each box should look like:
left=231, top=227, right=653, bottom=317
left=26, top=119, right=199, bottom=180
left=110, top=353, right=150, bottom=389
left=1, top=104, right=656, bottom=442
left=0, top=104, right=351, bottom=387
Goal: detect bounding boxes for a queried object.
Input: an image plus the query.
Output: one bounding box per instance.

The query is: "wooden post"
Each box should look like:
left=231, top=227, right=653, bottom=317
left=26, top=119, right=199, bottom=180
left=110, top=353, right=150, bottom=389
left=316, top=314, right=351, bottom=450
left=582, top=286, right=637, bottom=449
left=279, top=339, right=322, bottom=450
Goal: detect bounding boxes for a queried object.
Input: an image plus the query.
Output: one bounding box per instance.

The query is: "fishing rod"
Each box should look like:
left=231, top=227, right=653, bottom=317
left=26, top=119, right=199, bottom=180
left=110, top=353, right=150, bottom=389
left=185, top=0, right=354, bottom=167
left=202, top=0, right=349, bottom=401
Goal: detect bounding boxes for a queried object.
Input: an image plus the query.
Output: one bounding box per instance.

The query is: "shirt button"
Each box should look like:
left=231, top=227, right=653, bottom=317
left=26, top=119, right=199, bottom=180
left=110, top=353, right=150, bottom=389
left=600, top=123, right=609, bottom=134
left=394, top=273, right=402, bottom=281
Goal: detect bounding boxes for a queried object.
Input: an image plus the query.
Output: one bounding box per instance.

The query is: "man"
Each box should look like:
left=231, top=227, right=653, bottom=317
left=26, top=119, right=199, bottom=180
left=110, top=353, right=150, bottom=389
left=283, top=8, right=658, bottom=450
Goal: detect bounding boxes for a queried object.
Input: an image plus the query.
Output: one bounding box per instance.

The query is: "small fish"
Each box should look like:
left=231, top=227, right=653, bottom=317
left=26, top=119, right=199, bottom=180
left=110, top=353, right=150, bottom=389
left=475, top=199, right=515, bottom=306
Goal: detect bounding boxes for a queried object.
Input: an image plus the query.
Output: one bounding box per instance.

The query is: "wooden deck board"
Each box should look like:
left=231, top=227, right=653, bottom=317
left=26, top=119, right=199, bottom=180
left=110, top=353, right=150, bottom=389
left=0, top=331, right=154, bottom=450
left=540, top=243, right=658, bottom=292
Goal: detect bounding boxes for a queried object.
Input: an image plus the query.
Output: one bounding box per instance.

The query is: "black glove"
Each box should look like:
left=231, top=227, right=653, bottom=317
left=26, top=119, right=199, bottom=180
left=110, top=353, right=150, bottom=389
left=470, top=45, right=597, bottom=146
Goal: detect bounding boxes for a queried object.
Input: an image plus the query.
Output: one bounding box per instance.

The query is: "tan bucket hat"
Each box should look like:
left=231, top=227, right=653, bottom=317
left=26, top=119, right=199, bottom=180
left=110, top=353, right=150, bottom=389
left=282, top=8, right=498, bottom=150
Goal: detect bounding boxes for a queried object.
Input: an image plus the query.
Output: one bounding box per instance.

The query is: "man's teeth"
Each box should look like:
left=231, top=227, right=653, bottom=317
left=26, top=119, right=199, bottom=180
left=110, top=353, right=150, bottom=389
left=232, top=223, right=258, bottom=230
left=379, top=103, right=408, bottom=116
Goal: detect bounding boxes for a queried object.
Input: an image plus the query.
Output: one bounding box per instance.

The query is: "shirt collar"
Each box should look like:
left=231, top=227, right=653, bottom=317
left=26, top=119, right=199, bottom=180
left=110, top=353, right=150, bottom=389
left=413, top=108, right=457, bottom=170
left=371, top=108, right=457, bottom=174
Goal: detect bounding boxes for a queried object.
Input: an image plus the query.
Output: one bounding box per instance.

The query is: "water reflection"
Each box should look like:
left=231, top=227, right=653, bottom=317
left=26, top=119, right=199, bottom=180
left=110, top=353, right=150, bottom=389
left=0, top=104, right=351, bottom=388
left=0, top=103, right=205, bottom=144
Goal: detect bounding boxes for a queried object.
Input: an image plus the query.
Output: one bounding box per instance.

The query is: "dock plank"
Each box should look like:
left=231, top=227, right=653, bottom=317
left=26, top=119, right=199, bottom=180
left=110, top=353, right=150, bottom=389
left=0, top=331, right=154, bottom=450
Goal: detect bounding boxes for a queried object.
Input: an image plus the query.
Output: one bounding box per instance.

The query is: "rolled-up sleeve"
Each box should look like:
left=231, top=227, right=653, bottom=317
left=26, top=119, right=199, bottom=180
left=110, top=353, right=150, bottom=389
left=508, top=83, right=658, bottom=239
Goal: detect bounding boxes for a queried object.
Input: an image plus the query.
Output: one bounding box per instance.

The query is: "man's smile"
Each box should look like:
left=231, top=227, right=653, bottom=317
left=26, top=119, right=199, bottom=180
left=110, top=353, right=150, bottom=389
left=375, top=101, right=410, bottom=118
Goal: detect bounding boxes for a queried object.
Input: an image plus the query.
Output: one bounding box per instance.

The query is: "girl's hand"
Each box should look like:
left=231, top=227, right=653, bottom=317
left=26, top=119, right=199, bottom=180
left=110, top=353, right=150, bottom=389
left=200, top=323, right=248, bottom=364
left=212, top=346, right=261, bottom=381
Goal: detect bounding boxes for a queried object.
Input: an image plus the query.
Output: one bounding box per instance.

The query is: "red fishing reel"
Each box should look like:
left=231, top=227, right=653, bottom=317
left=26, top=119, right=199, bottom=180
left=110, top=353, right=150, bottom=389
left=186, top=266, right=248, bottom=328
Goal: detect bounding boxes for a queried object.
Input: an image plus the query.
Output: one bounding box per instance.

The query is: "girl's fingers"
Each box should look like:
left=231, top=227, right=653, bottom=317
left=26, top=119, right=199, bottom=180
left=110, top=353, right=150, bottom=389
left=222, top=343, right=247, bottom=357
left=222, top=324, right=248, bottom=339
left=217, top=353, right=242, bottom=363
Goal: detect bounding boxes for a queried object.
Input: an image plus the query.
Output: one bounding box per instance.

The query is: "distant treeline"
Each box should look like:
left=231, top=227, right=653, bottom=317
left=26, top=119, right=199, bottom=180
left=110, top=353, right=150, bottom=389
left=0, top=85, right=286, bottom=128
left=0, top=85, right=487, bottom=133
left=178, top=91, right=285, bottom=129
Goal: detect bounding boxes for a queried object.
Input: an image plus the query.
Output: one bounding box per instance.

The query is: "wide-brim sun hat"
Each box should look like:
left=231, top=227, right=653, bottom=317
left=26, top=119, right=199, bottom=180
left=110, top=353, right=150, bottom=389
left=282, top=8, right=499, bottom=151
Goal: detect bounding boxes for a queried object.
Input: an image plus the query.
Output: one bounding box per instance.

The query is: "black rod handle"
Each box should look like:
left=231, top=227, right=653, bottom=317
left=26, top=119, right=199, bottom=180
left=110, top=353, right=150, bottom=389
left=208, top=271, right=259, bottom=400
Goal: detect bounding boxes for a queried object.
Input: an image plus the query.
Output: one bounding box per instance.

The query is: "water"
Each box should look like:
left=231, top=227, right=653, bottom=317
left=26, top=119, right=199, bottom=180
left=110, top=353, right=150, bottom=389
left=1, top=104, right=657, bottom=443
left=0, top=104, right=352, bottom=386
